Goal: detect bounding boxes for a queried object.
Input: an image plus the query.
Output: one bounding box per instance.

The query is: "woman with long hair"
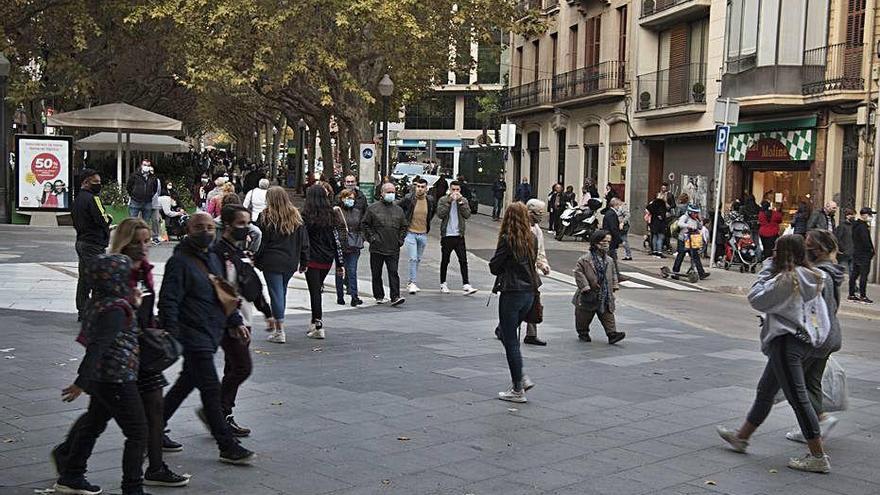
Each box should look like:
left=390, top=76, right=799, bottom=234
left=208, top=182, right=235, bottom=218
left=301, top=184, right=345, bottom=339
left=717, top=234, right=833, bottom=473
left=489, top=202, right=539, bottom=403
left=254, top=186, right=309, bottom=344
left=107, top=218, right=190, bottom=487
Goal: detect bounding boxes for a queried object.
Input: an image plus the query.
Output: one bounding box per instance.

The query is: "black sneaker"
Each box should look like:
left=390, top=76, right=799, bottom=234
left=144, top=463, right=190, bottom=487
left=578, top=334, right=592, bottom=342
left=699, top=273, right=711, bottom=280
left=351, top=297, right=364, bottom=307
left=226, top=415, right=251, bottom=437
left=336, top=297, right=345, bottom=305
left=523, top=335, right=546, bottom=346
left=608, top=332, right=627, bottom=345
left=390, top=297, right=406, bottom=307
left=860, top=296, right=874, bottom=304
left=848, top=294, right=860, bottom=302
left=219, top=443, right=255, bottom=465
left=51, top=444, right=67, bottom=476
left=162, top=434, right=183, bottom=453
left=494, top=327, right=502, bottom=340
left=54, top=476, right=102, bottom=495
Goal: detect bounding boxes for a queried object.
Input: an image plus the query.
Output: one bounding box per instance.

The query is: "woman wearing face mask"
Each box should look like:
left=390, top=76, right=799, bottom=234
left=522, top=199, right=551, bottom=346
left=107, top=218, right=190, bottom=488
left=254, top=187, right=309, bottom=344
left=301, top=184, right=346, bottom=339
left=573, top=230, right=626, bottom=345
left=335, top=189, right=364, bottom=307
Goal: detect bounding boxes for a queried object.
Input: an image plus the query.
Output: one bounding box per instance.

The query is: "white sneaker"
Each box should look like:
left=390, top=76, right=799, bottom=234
left=407, top=283, right=420, bottom=294
left=716, top=426, right=748, bottom=453
left=306, top=328, right=325, bottom=339
left=498, top=388, right=527, bottom=403
left=786, top=415, right=839, bottom=444
left=440, top=283, right=450, bottom=294
left=522, top=375, right=535, bottom=391
left=267, top=329, right=286, bottom=344
left=788, top=453, right=831, bottom=473
left=375, top=298, right=390, bottom=304
left=462, top=284, right=478, bottom=296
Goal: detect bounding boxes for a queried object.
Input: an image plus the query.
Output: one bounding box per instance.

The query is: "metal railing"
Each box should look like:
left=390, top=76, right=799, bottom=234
left=640, top=0, right=695, bottom=17
left=802, top=43, right=864, bottom=95
left=517, top=0, right=544, bottom=10
left=501, top=79, right=553, bottom=112
left=635, top=62, right=706, bottom=111
left=552, top=61, right=626, bottom=102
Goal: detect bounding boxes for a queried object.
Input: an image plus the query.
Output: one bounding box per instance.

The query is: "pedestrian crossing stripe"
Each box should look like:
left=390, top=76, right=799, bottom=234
left=620, top=271, right=701, bottom=291
left=542, top=270, right=699, bottom=292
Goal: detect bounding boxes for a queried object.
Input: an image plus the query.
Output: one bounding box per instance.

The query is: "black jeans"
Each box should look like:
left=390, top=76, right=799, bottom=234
left=59, top=381, right=147, bottom=492
left=370, top=252, right=400, bottom=300
left=498, top=290, right=534, bottom=390
left=140, top=388, right=164, bottom=472
left=549, top=210, right=561, bottom=232
left=220, top=333, right=252, bottom=416
left=850, top=261, right=870, bottom=297
left=760, top=235, right=777, bottom=261
left=305, top=267, right=330, bottom=322
left=492, top=198, right=503, bottom=219
left=672, top=247, right=706, bottom=277
left=164, top=351, right=236, bottom=451
left=440, top=236, right=469, bottom=285
left=75, top=241, right=106, bottom=316
left=746, top=334, right=822, bottom=440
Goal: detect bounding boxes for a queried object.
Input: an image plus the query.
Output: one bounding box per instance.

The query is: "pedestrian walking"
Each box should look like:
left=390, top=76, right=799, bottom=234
left=792, top=201, right=812, bottom=236
left=160, top=212, right=255, bottom=465
left=362, top=182, right=409, bottom=306
left=342, top=174, right=368, bottom=215
left=783, top=229, right=843, bottom=444
left=109, top=218, right=190, bottom=488
left=72, top=169, right=113, bottom=321
left=848, top=207, right=875, bottom=303
left=437, top=181, right=478, bottom=295
left=302, top=184, right=346, bottom=339
left=208, top=182, right=234, bottom=218
left=601, top=198, right=623, bottom=264
left=398, top=178, right=435, bottom=294
left=834, top=208, right=855, bottom=276
left=573, top=230, right=626, bottom=345
left=645, top=195, right=668, bottom=258
left=616, top=200, right=633, bottom=260
left=717, top=234, right=833, bottom=473
left=603, top=183, right=618, bottom=213
left=523, top=199, right=550, bottom=346
left=758, top=200, right=782, bottom=260
left=489, top=202, right=539, bottom=403
left=807, top=201, right=837, bottom=232
left=254, top=187, right=310, bottom=344
left=242, top=178, right=270, bottom=221
left=671, top=204, right=709, bottom=280
left=515, top=177, right=532, bottom=203
left=53, top=254, right=148, bottom=495
left=491, top=173, right=507, bottom=221
left=149, top=174, right=163, bottom=245
left=127, top=160, right=159, bottom=222
left=213, top=205, right=274, bottom=438
left=547, top=183, right=564, bottom=234
left=335, top=189, right=365, bottom=307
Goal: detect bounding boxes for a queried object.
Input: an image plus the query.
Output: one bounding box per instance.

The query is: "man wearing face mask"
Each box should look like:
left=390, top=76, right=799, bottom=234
left=398, top=178, right=436, bottom=294
left=362, top=182, right=409, bottom=306
left=127, top=159, right=159, bottom=222
left=72, top=169, right=114, bottom=321
left=341, top=174, right=368, bottom=215
left=159, top=212, right=256, bottom=465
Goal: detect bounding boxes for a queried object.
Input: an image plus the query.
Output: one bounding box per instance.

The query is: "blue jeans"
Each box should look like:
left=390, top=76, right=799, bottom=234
left=264, top=271, right=294, bottom=321
left=493, top=197, right=503, bottom=219
left=405, top=232, right=428, bottom=284
left=335, top=250, right=361, bottom=299
left=621, top=227, right=632, bottom=258
left=651, top=232, right=665, bottom=253
left=498, top=290, right=535, bottom=390
left=129, top=201, right=152, bottom=222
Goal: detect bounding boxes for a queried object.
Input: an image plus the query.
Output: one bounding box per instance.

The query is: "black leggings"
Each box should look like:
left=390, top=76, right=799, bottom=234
left=140, top=388, right=164, bottom=472
left=305, top=267, right=331, bottom=323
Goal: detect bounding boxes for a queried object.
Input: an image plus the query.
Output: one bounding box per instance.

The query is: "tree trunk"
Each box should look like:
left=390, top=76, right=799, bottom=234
left=318, top=116, right=333, bottom=178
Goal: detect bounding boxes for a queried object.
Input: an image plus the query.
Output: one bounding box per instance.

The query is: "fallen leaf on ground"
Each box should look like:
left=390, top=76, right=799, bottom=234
left=270, top=401, right=283, bottom=406
left=397, top=436, right=410, bottom=441
left=0, top=348, right=14, bottom=352
left=705, top=480, right=717, bottom=486
left=769, top=469, right=778, bottom=474
left=253, top=350, right=270, bottom=355
left=3, top=437, right=16, bottom=443
left=507, top=408, right=518, bottom=412
left=381, top=479, right=391, bottom=485
left=312, top=347, right=323, bottom=352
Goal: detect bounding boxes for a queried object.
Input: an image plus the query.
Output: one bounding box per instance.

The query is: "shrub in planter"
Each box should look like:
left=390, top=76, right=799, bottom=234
left=99, top=181, right=129, bottom=208
left=643, top=0, right=655, bottom=14
left=692, top=82, right=706, bottom=102
left=639, top=91, right=652, bottom=110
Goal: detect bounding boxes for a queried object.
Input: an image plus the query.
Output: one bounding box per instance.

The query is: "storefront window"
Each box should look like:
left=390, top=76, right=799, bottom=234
left=404, top=96, right=456, bottom=130
left=749, top=167, right=812, bottom=227
left=464, top=96, right=480, bottom=130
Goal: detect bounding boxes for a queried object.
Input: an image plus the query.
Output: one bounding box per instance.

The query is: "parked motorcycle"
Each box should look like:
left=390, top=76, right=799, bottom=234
left=555, top=202, right=599, bottom=241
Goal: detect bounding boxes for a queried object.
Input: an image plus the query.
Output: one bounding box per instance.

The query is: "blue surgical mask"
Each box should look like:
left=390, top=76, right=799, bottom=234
left=383, top=193, right=396, bottom=203
left=343, top=198, right=355, bottom=208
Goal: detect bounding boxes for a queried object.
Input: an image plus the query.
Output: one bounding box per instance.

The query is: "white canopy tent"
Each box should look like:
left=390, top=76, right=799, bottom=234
left=76, top=132, right=189, bottom=153
left=47, top=103, right=183, bottom=186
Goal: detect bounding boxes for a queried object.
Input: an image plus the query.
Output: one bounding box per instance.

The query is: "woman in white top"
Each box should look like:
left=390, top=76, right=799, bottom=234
left=243, top=179, right=270, bottom=221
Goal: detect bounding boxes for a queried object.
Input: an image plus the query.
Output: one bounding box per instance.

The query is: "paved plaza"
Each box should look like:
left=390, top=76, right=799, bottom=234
left=1, top=223, right=879, bottom=495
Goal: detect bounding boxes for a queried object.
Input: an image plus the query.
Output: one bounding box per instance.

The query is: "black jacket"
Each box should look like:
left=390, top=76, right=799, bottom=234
left=71, top=188, right=111, bottom=246
left=126, top=172, right=159, bottom=203
left=492, top=179, right=507, bottom=199
left=305, top=220, right=345, bottom=267
left=852, top=219, right=875, bottom=263
left=362, top=201, right=408, bottom=255
left=398, top=193, right=436, bottom=233
left=254, top=222, right=310, bottom=273
left=834, top=219, right=854, bottom=258
left=77, top=305, right=139, bottom=388
left=212, top=238, right=272, bottom=319
left=602, top=209, right=622, bottom=250
left=158, top=239, right=244, bottom=353
left=489, top=235, right=541, bottom=293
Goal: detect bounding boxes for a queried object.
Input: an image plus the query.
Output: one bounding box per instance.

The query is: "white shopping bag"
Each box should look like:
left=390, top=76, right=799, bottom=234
left=821, top=356, right=849, bottom=412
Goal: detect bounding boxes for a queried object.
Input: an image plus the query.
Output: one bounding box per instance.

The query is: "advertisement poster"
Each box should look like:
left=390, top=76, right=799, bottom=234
left=15, top=135, right=74, bottom=211
left=681, top=174, right=709, bottom=215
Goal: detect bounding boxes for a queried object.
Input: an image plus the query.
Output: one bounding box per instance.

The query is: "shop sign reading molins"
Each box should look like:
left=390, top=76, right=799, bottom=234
left=728, top=129, right=814, bottom=162
left=746, top=138, right=792, bottom=161
left=14, top=135, right=74, bottom=211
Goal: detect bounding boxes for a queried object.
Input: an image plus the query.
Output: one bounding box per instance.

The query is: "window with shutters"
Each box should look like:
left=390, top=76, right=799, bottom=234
left=569, top=25, right=579, bottom=71
left=551, top=33, right=559, bottom=76
left=618, top=6, right=628, bottom=63
left=585, top=16, right=601, bottom=67
left=533, top=40, right=541, bottom=82
left=516, top=46, right=524, bottom=85
left=846, top=0, right=865, bottom=45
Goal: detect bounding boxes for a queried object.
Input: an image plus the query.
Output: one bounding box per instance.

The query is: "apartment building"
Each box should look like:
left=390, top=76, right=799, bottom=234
left=502, top=0, right=633, bottom=202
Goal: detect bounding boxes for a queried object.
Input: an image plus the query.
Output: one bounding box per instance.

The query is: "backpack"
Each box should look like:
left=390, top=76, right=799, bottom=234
left=792, top=270, right=832, bottom=348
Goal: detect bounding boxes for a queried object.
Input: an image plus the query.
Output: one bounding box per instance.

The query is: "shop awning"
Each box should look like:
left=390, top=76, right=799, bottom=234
left=728, top=129, right=814, bottom=162
left=75, top=132, right=190, bottom=152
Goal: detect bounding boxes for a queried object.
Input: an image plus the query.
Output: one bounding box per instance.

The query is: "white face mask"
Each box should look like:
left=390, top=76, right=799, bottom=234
left=142, top=166, right=150, bottom=173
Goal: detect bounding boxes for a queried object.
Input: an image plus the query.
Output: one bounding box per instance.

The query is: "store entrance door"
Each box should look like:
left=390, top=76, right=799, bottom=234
left=745, top=162, right=812, bottom=227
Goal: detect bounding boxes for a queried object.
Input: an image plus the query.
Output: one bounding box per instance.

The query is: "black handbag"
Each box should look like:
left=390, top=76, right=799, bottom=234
left=139, top=327, right=183, bottom=372
left=523, top=263, right=543, bottom=324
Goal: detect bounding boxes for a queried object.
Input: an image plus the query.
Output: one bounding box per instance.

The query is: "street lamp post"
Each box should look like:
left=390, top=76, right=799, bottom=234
left=297, top=118, right=306, bottom=191
left=0, top=53, right=10, bottom=224
left=377, top=74, right=394, bottom=181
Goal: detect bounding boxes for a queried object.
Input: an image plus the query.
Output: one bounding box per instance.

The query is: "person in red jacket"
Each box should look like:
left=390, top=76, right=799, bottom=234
left=757, top=201, right=783, bottom=260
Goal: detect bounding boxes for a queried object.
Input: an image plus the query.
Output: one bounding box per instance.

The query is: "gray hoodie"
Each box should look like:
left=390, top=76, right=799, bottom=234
left=813, top=260, right=844, bottom=357
left=748, top=260, right=827, bottom=355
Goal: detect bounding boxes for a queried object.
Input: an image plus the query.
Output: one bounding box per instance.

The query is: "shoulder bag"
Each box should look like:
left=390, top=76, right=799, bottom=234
left=139, top=327, right=183, bottom=372
left=523, top=255, right=544, bottom=324
left=188, top=255, right=241, bottom=316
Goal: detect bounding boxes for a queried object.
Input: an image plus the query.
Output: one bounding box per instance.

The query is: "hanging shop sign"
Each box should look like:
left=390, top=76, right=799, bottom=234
left=728, top=129, right=814, bottom=162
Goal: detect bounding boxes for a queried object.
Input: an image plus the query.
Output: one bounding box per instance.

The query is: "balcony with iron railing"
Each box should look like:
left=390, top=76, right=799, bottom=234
left=517, top=0, right=544, bottom=11
left=802, top=43, right=865, bottom=96
left=552, top=61, right=626, bottom=105
left=639, top=0, right=710, bottom=29
left=500, top=79, right=553, bottom=114
left=635, top=62, right=707, bottom=118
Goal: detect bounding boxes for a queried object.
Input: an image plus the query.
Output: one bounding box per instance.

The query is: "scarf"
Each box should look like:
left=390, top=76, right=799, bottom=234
left=591, top=249, right=611, bottom=313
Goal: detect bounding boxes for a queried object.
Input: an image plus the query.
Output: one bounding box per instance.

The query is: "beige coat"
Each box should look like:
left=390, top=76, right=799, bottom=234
left=572, top=250, right=619, bottom=312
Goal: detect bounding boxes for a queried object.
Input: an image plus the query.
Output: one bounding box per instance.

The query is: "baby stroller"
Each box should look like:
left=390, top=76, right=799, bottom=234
left=162, top=211, right=189, bottom=241
left=723, top=218, right=759, bottom=273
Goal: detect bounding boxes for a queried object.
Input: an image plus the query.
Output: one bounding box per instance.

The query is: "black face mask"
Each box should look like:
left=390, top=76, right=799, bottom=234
left=89, top=183, right=103, bottom=195
left=232, top=226, right=249, bottom=241
left=189, top=231, right=214, bottom=249
left=122, top=243, right=146, bottom=261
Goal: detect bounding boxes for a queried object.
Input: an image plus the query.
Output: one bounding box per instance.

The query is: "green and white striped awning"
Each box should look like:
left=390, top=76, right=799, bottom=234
left=728, top=129, right=814, bottom=161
